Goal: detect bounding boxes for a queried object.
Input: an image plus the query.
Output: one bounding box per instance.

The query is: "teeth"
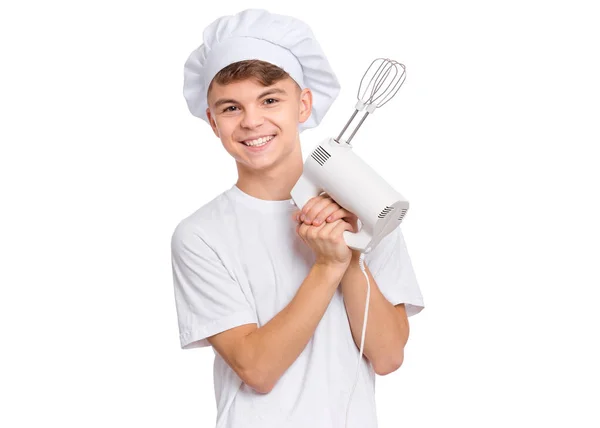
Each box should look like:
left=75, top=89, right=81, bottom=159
left=244, top=135, right=274, bottom=146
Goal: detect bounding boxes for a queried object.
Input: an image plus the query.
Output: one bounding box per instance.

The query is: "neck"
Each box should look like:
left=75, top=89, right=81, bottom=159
left=235, top=136, right=304, bottom=201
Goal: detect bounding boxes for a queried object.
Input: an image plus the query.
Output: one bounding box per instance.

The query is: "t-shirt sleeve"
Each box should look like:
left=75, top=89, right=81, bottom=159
left=171, top=221, right=258, bottom=349
left=364, top=225, right=425, bottom=317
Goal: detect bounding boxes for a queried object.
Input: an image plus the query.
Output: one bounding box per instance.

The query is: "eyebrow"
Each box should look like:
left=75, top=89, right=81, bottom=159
left=213, top=88, right=288, bottom=109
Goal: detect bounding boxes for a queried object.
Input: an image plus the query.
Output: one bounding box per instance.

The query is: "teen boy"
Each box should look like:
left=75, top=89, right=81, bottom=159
left=172, top=8, right=425, bottom=428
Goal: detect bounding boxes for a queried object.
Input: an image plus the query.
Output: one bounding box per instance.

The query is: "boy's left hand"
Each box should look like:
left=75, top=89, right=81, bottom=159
left=292, top=193, right=360, bottom=234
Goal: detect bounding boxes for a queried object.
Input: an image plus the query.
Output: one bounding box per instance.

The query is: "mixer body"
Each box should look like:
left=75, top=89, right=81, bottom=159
left=291, top=137, right=409, bottom=253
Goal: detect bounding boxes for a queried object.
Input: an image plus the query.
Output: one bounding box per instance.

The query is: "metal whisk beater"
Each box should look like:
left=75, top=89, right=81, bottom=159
left=335, top=58, right=407, bottom=145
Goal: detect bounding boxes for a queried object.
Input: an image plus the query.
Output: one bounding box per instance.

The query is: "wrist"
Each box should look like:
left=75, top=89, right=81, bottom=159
left=350, top=249, right=362, bottom=261
left=313, top=260, right=349, bottom=280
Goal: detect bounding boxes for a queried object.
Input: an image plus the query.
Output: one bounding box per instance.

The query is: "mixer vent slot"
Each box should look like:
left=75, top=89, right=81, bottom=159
left=311, top=146, right=331, bottom=166
left=398, top=209, right=407, bottom=221
left=378, top=206, right=394, bottom=219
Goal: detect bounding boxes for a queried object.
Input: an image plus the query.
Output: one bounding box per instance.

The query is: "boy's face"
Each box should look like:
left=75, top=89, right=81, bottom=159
left=206, top=76, right=312, bottom=172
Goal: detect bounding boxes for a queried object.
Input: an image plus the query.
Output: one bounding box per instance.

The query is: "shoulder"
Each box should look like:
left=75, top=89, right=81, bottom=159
left=171, top=190, right=234, bottom=251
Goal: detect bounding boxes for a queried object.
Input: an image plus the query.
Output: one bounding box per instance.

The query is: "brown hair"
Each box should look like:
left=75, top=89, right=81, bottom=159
left=207, top=59, right=300, bottom=98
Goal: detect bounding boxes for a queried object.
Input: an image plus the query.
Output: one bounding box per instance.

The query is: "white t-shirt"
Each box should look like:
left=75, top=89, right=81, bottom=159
left=171, top=184, right=425, bottom=428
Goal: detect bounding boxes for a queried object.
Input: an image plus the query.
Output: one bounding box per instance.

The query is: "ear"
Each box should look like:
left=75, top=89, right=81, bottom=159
left=298, top=88, right=313, bottom=124
left=206, top=108, right=220, bottom=138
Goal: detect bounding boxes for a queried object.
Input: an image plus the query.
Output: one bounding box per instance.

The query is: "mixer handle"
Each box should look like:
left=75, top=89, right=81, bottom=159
left=290, top=174, right=323, bottom=211
left=343, top=229, right=373, bottom=253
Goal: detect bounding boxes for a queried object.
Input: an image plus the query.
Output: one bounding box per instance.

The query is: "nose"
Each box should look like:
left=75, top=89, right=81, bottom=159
left=240, top=106, right=264, bottom=129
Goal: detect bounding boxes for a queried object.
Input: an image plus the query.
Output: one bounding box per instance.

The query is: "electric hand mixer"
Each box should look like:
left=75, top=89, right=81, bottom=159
left=290, top=58, right=409, bottom=427
left=290, top=58, right=409, bottom=254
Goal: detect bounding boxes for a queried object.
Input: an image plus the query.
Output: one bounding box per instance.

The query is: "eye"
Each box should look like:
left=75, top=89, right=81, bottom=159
left=264, top=98, right=279, bottom=105
left=222, top=106, right=238, bottom=113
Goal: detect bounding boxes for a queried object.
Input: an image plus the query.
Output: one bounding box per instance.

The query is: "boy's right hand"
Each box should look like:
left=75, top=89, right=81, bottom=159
left=294, top=216, right=354, bottom=269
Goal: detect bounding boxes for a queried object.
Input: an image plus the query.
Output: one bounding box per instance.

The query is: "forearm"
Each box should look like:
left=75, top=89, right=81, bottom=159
left=243, top=262, right=346, bottom=392
left=341, top=254, right=408, bottom=375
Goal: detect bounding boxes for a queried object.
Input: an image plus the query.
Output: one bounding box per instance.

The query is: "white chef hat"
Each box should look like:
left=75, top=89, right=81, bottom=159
left=183, top=8, right=341, bottom=132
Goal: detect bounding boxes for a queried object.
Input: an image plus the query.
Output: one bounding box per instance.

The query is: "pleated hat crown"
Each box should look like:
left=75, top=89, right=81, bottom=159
left=183, top=8, right=341, bottom=132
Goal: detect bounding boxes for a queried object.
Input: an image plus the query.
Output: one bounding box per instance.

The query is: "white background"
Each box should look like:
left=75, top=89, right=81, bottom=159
left=1, top=0, right=598, bottom=426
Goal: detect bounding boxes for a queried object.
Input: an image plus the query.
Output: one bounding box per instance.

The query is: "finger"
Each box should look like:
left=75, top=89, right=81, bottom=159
left=299, top=197, right=320, bottom=222
left=305, top=217, right=331, bottom=241
left=324, top=207, right=352, bottom=223
left=315, top=218, right=344, bottom=239
left=331, top=219, right=355, bottom=242
left=301, top=195, right=331, bottom=223
left=292, top=209, right=302, bottom=222
left=297, top=222, right=311, bottom=245
left=304, top=197, right=336, bottom=224
left=298, top=221, right=311, bottom=235
left=312, top=204, right=342, bottom=226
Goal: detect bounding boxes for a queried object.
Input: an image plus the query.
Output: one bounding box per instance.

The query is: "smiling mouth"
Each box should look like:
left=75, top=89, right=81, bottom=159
left=241, top=134, right=276, bottom=147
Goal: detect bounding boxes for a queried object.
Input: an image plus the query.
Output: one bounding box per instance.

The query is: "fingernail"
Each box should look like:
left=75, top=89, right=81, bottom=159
left=327, top=216, right=332, bottom=221
left=300, top=214, right=305, bottom=221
